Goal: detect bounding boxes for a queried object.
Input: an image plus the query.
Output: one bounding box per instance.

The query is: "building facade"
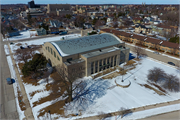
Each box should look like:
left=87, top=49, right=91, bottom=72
left=43, top=33, right=130, bottom=77
left=47, top=4, right=72, bottom=16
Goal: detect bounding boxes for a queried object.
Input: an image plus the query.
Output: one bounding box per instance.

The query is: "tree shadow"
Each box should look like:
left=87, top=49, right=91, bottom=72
left=65, top=79, right=110, bottom=115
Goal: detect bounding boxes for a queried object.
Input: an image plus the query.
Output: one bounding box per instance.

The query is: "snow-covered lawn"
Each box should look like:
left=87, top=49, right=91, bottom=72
left=3, top=30, right=37, bottom=41
left=5, top=33, right=180, bottom=120
left=67, top=56, right=180, bottom=120
left=33, top=56, right=179, bottom=120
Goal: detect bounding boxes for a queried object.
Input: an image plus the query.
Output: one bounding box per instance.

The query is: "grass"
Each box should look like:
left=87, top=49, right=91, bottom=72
left=93, top=67, right=118, bottom=79
left=102, top=72, right=119, bottom=79
left=124, top=60, right=136, bottom=66
left=134, top=58, right=141, bottom=61
left=38, top=100, right=65, bottom=118
left=22, top=76, right=39, bottom=86
left=139, top=84, right=166, bottom=96
left=18, top=63, right=24, bottom=70
left=29, top=90, right=42, bottom=99
left=148, top=82, right=167, bottom=93
left=35, top=71, right=69, bottom=118
left=16, top=43, right=22, bottom=46
left=17, top=87, right=26, bottom=111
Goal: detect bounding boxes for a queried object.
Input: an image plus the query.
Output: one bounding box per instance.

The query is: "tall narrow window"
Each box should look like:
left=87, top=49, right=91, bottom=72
left=54, top=51, right=56, bottom=58
left=51, top=48, right=53, bottom=54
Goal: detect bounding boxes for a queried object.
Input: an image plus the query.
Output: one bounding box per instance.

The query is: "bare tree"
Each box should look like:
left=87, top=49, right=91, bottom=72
left=113, top=21, right=118, bottom=28
left=119, top=107, right=132, bottom=118
left=15, top=48, right=35, bottom=63
left=98, top=112, right=112, bottom=120
left=55, top=63, right=85, bottom=102
left=95, top=20, right=103, bottom=29
left=122, top=20, right=132, bottom=27
left=163, top=74, right=180, bottom=92
left=133, top=45, right=147, bottom=58
left=147, top=67, right=167, bottom=83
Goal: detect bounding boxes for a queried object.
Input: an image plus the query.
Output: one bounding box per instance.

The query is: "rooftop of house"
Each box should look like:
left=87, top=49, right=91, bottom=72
left=100, top=28, right=179, bottom=49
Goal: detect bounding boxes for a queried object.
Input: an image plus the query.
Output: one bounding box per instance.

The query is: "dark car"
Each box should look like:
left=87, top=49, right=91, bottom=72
left=168, top=62, right=175, bottom=66
left=20, top=46, right=24, bottom=49
left=6, top=78, right=12, bottom=84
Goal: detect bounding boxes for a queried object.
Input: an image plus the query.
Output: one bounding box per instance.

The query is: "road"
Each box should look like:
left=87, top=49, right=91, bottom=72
left=125, top=44, right=180, bottom=66
left=0, top=34, right=19, bottom=119
left=139, top=110, right=180, bottom=120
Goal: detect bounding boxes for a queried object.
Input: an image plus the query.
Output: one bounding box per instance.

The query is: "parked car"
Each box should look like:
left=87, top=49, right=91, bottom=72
left=59, top=31, right=67, bottom=35
left=153, top=51, right=159, bottom=54
left=6, top=78, right=12, bottom=84
left=20, top=46, right=24, bottom=49
left=168, top=62, right=175, bottom=66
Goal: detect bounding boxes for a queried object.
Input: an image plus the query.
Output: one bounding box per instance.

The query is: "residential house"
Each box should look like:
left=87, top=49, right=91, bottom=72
left=49, top=19, right=62, bottom=28
left=100, top=28, right=180, bottom=55
left=36, top=27, right=47, bottom=36
left=132, top=17, right=143, bottom=24
left=135, top=24, right=152, bottom=34
left=107, top=17, right=113, bottom=23
left=49, top=27, right=59, bottom=34
left=84, top=23, right=92, bottom=29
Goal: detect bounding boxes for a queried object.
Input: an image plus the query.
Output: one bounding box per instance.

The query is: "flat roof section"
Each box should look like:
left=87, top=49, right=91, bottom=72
left=64, top=58, right=85, bottom=66
left=82, top=46, right=121, bottom=58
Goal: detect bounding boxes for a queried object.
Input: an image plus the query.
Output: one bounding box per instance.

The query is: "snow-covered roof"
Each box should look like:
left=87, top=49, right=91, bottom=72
left=50, top=33, right=123, bottom=57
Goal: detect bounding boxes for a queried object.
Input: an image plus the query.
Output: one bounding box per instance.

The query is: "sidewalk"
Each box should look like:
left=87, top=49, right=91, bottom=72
left=7, top=43, right=34, bottom=120
left=78, top=99, right=180, bottom=120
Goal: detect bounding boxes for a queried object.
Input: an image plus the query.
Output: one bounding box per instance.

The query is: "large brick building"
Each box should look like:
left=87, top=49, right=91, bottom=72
left=100, top=29, right=180, bottom=55
left=43, top=33, right=130, bottom=77
left=47, top=4, right=72, bottom=16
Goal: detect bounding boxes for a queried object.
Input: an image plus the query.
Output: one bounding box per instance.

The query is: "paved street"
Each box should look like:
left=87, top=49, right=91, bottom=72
left=125, top=44, right=180, bottom=66
left=0, top=34, right=19, bottom=119
left=139, top=110, right=180, bottom=120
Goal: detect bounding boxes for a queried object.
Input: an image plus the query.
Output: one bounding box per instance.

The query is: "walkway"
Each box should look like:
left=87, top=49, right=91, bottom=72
left=78, top=99, right=180, bottom=120
left=7, top=43, right=34, bottom=120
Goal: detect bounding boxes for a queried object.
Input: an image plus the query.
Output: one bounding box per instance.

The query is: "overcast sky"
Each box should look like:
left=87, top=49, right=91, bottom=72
left=1, top=0, right=179, bottom=4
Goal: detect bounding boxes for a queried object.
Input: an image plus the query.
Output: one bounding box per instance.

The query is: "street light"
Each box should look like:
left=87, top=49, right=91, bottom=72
left=121, top=65, right=124, bottom=82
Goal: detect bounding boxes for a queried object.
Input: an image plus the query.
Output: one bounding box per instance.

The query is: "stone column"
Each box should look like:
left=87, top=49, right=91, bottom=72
left=116, top=54, right=120, bottom=65
left=97, top=60, right=99, bottom=72
left=105, top=58, right=107, bottom=70
left=93, top=62, right=95, bottom=74
left=112, top=56, right=114, bottom=67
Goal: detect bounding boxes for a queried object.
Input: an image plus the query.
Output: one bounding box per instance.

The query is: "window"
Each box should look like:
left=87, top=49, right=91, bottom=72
left=51, top=48, right=53, bottom=54
left=54, top=51, right=56, bottom=58
left=91, top=62, right=94, bottom=74
left=46, top=47, right=47, bottom=50
left=57, top=56, right=60, bottom=61
left=48, top=47, right=50, bottom=52
left=72, top=68, right=75, bottom=72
